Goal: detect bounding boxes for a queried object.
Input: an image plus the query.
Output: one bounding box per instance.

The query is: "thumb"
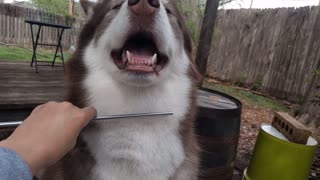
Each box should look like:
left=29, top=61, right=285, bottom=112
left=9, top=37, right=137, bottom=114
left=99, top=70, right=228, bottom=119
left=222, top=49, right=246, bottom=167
left=79, top=106, right=97, bottom=129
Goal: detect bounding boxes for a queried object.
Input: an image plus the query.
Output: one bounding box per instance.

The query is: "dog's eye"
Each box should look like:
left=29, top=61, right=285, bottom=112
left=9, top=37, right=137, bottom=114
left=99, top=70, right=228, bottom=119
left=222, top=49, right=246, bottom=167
left=112, top=4, right=122, bottom=10
left=165, top=8, right=172, bottom=14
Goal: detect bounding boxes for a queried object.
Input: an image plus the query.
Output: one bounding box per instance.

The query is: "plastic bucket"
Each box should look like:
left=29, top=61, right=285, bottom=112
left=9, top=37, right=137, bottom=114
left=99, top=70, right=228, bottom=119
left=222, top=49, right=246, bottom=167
left=243, top=124, right=318, bottom=180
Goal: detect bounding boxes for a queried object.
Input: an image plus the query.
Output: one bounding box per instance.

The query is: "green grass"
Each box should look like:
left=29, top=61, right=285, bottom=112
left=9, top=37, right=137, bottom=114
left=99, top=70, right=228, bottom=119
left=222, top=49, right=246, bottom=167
left=203, top=81, right=290, bottom=112
left=0, top=46, right=71, bottom=62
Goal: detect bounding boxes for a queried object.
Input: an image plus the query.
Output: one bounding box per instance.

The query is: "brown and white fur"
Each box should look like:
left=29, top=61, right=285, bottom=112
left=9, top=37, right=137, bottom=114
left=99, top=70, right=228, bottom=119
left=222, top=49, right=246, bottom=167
left=40, top=0, right=199, bottom=179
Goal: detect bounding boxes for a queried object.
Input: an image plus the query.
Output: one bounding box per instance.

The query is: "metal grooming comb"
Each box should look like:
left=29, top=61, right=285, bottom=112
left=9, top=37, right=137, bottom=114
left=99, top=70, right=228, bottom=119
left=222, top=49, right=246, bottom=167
left=0, top=112, right=174, bottom=128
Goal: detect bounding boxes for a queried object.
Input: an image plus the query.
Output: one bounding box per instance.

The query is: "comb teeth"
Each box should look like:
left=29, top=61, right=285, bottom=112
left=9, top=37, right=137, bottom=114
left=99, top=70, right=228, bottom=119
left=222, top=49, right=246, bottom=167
left=0, top=112, right=174, bottom=128
left=94, top=112, right=173, bottom=121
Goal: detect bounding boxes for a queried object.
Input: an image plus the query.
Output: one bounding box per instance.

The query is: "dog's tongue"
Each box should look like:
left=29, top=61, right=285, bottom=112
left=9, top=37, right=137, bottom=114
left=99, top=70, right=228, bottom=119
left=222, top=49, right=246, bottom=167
left=125, top=50, right=157, bottom=72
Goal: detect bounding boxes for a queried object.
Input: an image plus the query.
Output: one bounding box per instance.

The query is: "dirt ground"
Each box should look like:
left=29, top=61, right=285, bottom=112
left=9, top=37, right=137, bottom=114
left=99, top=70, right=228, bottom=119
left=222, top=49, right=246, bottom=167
left=235, top=100, right=273, bottom=170
left=235, top=100, right=320, bottom=179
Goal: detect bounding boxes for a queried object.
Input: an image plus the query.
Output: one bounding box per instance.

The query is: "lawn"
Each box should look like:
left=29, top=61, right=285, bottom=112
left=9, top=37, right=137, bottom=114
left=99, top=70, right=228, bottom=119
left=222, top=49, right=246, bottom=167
left=0, top=46, right=71, bottom=62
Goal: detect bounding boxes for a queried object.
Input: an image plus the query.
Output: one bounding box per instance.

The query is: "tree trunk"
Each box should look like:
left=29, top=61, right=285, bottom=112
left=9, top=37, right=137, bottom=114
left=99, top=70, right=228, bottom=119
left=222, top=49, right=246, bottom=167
left=195, top=0, right=220, bottom=85
left=298, top=67, right=320, bottom=128
left=297, top=8, right=320, bottom=129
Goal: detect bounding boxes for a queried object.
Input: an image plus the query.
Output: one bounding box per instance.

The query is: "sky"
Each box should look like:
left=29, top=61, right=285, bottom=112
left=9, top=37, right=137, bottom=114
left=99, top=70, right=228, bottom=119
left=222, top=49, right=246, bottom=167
left=222, top=0, right=319, bottom=9
left=3, top=0, right=320, bottom=9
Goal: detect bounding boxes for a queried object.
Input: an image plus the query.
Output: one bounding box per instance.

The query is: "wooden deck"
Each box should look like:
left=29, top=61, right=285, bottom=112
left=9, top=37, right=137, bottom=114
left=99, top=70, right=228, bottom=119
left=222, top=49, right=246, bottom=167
left=0, top=61, right=65, bottom=109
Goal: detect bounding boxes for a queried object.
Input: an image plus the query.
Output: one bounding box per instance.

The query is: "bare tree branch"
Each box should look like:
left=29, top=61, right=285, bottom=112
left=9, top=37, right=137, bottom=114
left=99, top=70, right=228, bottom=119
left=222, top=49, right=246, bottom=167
left=219, top=0, right=234, bottom=6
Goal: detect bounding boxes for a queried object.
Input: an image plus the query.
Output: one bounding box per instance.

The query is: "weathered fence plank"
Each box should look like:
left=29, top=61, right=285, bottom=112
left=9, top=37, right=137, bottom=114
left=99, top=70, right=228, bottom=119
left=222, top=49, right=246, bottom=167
left=0, top=3, right=84, bottom=49
left=207, top=7, right=320, bottom=102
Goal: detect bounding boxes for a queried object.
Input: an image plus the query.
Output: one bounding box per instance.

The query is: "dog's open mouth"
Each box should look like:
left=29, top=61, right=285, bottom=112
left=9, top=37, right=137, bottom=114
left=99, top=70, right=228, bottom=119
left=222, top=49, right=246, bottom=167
left=111, top=32, right=168, bottom=74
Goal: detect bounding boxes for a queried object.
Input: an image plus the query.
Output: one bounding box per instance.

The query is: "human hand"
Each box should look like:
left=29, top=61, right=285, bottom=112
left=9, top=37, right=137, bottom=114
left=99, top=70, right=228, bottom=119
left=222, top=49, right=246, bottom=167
left=0, top=101, right=97, bottom=175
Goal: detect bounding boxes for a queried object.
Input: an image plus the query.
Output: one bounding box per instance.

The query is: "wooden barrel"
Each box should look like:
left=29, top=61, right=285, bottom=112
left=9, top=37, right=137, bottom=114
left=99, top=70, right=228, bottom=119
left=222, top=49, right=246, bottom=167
left=196, top=88, right=242, bottom=180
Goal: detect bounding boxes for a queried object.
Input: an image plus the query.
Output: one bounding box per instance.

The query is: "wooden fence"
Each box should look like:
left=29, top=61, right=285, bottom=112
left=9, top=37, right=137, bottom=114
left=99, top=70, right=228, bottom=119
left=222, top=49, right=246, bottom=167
left=208, top=7, right=320, bottom=102
left=0, top=3, right=84, bottom=49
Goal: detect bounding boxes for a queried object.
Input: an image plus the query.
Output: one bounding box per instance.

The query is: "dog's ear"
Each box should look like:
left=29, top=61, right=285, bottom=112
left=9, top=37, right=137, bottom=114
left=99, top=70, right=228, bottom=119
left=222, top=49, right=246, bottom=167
left=80, top=0, right=95, bottom=17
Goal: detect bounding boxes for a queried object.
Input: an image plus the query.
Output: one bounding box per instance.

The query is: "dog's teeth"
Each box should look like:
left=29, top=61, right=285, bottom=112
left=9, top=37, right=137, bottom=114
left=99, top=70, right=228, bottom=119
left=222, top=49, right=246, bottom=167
left=152, top=54, right=157, bottom=65
left=126, top=51, right=130, bottom=61
left=126, top=50, right=129, bottom=58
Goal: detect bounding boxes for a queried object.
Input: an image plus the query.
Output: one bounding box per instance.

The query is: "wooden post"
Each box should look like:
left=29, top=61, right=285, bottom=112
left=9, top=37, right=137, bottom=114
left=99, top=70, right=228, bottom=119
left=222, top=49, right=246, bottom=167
left=69, top=0, right=74, bottom=16
left=195, top=0, right=220, bottom=86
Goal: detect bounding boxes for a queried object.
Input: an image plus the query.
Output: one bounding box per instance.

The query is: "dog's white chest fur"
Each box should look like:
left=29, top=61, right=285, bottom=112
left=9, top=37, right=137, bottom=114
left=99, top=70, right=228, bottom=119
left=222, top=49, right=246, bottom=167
left=82, top=67, right=192, bottom=180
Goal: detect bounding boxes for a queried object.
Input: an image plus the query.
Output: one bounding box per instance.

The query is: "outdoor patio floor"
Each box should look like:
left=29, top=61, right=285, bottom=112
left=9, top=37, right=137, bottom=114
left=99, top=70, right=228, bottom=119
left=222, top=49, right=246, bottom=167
left=0, top=61, right=65, bottom=107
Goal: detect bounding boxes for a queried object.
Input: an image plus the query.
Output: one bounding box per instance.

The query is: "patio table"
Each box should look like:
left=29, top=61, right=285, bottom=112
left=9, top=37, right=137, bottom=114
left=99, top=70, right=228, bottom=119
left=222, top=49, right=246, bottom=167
left=25, top=20, right=71, bottom=73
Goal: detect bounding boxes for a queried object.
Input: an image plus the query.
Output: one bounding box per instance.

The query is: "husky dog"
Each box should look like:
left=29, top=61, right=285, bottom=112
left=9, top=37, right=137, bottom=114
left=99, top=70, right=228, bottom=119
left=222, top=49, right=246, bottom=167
left=41, top=0, right=199, bottom=179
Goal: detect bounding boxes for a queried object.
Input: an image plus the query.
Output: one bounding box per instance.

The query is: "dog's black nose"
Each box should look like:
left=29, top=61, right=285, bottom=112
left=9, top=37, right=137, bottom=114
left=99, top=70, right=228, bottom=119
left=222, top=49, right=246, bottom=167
left=128, top=0, right=160, bottom=15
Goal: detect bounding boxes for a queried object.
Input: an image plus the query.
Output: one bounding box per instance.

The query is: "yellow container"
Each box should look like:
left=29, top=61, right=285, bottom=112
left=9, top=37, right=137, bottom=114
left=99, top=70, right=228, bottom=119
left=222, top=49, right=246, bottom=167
left=243, top=124, right=318, bottom=180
